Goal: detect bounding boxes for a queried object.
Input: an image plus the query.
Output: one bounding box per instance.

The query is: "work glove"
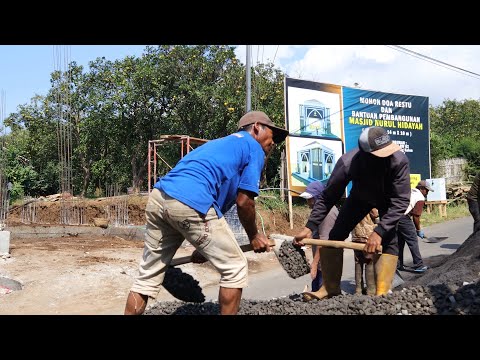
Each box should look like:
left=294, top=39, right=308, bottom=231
left=416, top=229, right=425, bottom=239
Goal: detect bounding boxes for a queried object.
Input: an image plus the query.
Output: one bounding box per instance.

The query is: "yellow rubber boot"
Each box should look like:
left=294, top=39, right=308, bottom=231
left=374, top=254, right=398, bottom=296
left=303, top=248, right=343, bottom=301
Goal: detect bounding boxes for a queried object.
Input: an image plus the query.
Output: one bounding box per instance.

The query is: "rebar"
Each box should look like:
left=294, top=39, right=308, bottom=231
left=53, top=46, right=74, bottom=224
left=104, top=183, right=129, bottom=227
left=0, top=90, right=9, bottom=229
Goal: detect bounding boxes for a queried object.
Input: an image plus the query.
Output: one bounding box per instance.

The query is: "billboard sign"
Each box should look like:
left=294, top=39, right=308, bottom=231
left=285, top=77, right=430, bottom=197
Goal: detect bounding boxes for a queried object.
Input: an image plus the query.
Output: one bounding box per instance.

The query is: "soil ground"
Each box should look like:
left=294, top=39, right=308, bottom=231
left=0, top=195, right=309, bottom=315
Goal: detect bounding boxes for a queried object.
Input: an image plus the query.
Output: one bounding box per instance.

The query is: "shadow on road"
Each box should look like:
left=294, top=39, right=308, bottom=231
left=440, top=243, right=461, bottom=250
left=163, top=267, right=206, bottom=303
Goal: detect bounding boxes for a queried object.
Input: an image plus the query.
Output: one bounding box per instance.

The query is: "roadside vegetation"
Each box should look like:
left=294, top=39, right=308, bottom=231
left=421, top=201, right=469, bottom=227
left=257, top=190, right=470, bottom=230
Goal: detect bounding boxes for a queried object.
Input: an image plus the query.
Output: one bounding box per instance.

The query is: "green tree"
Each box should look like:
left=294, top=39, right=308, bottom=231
left=3, top=45, right=290, bottom=198
left=4, top=96, right=59, bottom=196
left=430, top=99, right=480, bottom=177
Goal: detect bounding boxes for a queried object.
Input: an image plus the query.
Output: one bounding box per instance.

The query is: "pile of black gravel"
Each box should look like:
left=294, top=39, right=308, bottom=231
left=404, top=231, right=480, bottom=288
left=145, top=280, right=480, bottom=315
left=144, top=231, right=480, bottom=315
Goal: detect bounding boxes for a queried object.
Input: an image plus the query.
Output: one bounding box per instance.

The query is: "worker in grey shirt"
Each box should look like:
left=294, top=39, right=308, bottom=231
left=295, top=126, right=410, bottom=300
left=467, top=172, right=480, bottom=234
left=299, top=181, right=338, bottom=295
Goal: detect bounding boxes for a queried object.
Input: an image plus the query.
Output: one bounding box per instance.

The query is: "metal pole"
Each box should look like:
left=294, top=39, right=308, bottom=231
left=148, top=141, right=151, bottom=193
left=246, top=45, right=251, bottom=112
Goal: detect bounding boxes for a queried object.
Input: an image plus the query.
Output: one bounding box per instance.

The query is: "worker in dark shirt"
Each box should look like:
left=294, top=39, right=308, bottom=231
left=294, top=126, right=411, bottom=300
left=466, top=172, right=480, bottom=234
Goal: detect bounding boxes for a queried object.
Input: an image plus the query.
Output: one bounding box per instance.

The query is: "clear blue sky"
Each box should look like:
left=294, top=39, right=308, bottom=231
left=0, top=45, right=147, bottom=118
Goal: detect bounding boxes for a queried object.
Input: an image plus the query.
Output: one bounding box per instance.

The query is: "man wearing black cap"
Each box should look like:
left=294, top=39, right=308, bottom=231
left=294, top=126, right=411, bottom=300
left=396, top=180, right=433, bottom=273
left=124, top=110, right=289, bottom=315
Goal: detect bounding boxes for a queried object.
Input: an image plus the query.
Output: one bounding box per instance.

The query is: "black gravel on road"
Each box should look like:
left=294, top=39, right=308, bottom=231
left=145, top=231, right=480, bottom=315
left=145, top=280, right=480, bottom=315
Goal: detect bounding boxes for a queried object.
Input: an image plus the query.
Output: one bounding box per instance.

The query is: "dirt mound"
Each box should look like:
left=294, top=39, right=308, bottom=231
left=7, top=195, right=309, bottom=234
left=8, top=195, right=148, bottom=226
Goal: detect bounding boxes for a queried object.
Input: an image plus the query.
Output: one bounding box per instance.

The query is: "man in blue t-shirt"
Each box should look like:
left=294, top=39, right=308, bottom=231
left=125, top=111, right=289, bottom=315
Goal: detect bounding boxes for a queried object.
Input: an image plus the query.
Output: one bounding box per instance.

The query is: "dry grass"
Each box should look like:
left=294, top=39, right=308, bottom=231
left=421, top=201, right=469, bottom=228
left=257, top=193, right=470, bottom=232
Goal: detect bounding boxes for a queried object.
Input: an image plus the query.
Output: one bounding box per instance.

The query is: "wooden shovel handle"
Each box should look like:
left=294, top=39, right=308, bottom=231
left=170, top=239, right=275, bottom=267
left=301, top=238, right=382, bottom=253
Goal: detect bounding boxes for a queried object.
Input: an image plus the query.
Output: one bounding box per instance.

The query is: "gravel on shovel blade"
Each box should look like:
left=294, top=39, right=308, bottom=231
left=277, top=240, right=310, bottom=279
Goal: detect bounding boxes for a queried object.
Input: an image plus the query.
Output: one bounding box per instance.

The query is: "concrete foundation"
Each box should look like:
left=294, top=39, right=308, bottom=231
left=8, top=225, right=146, bottom=241
left=0, top=231, right=10, bottom=254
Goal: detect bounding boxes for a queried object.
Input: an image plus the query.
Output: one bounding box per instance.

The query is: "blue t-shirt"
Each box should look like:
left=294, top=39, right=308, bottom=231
left=155, top=131, right=265, bottom=217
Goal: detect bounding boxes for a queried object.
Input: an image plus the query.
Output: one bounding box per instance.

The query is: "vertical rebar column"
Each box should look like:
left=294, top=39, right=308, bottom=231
left=0, top=90, right=9, bottom=229
left=53, top=46, right=73, bottom=224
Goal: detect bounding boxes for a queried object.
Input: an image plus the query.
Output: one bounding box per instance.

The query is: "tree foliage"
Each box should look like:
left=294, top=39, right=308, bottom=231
left=430, top=98, right=480, bottom=178
left=3, top=45, right=289, bottom=199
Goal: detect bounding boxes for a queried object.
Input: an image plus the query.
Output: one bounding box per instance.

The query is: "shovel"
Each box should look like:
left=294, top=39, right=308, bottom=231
left=268, top=234, right=404, bottom=288
left=268, top=234, right=383, bottom=252
left=170, top=236, right=312, bottom=279
left=268, top=234, right=383, bottom=279
left=169, top=240, right=276, bottom=267
left=422, top=236, right=448, bottom=243
left=170, top=238, right=311, bottom=280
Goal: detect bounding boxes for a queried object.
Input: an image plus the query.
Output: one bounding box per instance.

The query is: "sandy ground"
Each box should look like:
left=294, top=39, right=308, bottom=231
left=0, top=234, right=283, bottom=315
left=0, top=196, right=311, bottom=315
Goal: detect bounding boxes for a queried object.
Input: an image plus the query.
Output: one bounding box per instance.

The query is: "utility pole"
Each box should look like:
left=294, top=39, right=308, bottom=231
left=246, top=45, right=251, bottom=112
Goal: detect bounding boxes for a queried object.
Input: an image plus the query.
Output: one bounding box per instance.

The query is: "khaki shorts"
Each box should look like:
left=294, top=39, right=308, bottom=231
left=131, top=188, right=248, bottom=298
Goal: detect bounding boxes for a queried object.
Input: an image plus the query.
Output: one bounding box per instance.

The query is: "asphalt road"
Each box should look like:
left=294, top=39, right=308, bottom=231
left=201, top=216, right=474, bottom=301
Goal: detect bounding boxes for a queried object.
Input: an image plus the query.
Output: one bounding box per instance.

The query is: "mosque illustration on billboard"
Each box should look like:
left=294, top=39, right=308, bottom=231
left=292, top=141, right=336, bottom=186
left=298, top=99, right=339, bottom=139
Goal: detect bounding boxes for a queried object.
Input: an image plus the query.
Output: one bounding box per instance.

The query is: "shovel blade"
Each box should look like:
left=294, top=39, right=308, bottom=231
left=270, top=237, right=284, bottom=258
left=268, top=234, right=310, bottom=279
left=391, top=269, right=404, bottom=289
left=424, top=236, right=448, bottom=243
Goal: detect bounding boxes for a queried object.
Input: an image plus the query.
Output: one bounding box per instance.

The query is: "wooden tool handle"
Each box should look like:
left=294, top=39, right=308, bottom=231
left=170, top=256, right=195, bottom=267
left=170, top=239, right=275, bottom=267
left=301, top=238, right=382, bottom=253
